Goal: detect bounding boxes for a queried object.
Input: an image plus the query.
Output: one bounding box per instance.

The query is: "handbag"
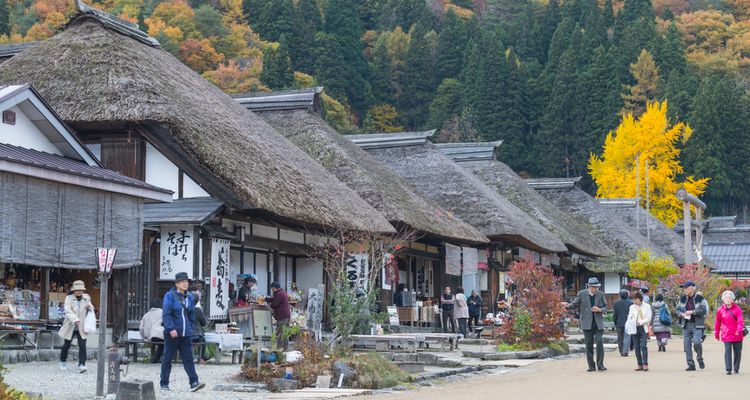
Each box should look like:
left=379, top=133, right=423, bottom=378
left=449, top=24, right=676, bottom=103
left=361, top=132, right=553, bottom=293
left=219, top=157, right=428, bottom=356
left=84, top=310, right=98, bottom=334
left=625, top=314, right=637, bottom=335
left=726, top=309, right=749, bottom=337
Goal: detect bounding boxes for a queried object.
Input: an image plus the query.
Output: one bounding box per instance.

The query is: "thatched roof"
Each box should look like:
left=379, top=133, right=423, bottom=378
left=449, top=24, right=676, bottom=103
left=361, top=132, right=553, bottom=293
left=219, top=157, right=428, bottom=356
left=347, top=132, right=567, bottom=253
left=598, top=198, right=686, bottom=264
left=527, top=178, right=672, bottom=272
left=247, top=107, right=488, bottom=244
left=438, top=142, right=612, bottom=257
left=0, top=12, right=395, bottom=234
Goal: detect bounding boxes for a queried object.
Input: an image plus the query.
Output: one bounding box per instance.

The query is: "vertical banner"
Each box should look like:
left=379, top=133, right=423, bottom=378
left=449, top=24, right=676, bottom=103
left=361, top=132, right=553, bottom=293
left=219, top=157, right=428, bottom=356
left=461, top=247, right=479, bottom=294
left=306, top=285, right=324, bottom=339
left=445, top=244, right=461, bottom=276
left=346, top=253, right=369, bottom=290
left=209, top=238, right=231, bottom=319
left=381, top=253, right=394, bottom=291
left=159, top=225, right=194, bottom=280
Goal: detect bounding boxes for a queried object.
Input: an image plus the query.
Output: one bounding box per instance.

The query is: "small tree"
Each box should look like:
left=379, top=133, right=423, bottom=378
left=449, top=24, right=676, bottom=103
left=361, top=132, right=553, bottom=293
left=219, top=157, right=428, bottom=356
left=659, top=263, right=721, bottom=308
left=500, top=259, right=565, bottom=347
left=628, top=249, right=678, bottom=290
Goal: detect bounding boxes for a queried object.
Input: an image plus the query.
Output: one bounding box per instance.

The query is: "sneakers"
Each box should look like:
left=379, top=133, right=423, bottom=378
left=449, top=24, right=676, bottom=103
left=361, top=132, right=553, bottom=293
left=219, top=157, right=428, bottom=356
left=77, top=365, right=87, bottom=373
left=699, top=360, right=705, bottom=369
left=160, top=385, right=170, bottom=391
left=686, top=365, right=696, bottom=371
left=58, top=362, right=67, bottom=371
left=190, top=382, right=206, bottom=392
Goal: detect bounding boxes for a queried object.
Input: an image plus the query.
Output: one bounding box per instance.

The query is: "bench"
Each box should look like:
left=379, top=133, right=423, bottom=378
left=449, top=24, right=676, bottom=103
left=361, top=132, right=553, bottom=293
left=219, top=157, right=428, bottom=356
left=388, top=333, right=460, bottom=351
left=343, top=334, right=418, bottom=353
left=123, top=338, right=208, bottom=363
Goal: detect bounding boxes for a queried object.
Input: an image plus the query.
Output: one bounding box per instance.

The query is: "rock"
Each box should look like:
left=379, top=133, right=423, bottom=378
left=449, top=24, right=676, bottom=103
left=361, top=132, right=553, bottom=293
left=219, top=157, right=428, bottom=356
left=436, top=359, right=462, bottom=368
left=418, top=381, right=434, bottom=387
left=115, top=380, right=156, bottom=400
left=416, top=353, right=438, bottom=364
left=270, top=378, right=299, bottom=392
left=213, top=383, right=266, bottom=392
left=395, top=362, right=425, bottom=373
left=24, top=392, right=43, bottom=400
left=332, top=360, right=357, bottom=385
left=392, top=385, right=408, bottom=391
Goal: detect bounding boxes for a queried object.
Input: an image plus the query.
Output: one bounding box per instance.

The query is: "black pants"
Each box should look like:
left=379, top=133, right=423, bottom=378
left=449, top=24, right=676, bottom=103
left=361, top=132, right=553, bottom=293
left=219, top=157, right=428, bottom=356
left=442, top=310, right=455, bottom=333
left=469, top=315, right=480, bottom=331
left=616, top=327, right=627, bottom=355
left=151, top=337, right=164, bottom=363
left=583, top=328, right=604, bottom=369
left=457, top=318, right=468, bottom=337
left=160, top=336, right=199, bottom=388
left=60, top=330, right=86, bottom=365
left=725, top=341, right=742, bottom=372
left=634, top=326, right=648, bottom=366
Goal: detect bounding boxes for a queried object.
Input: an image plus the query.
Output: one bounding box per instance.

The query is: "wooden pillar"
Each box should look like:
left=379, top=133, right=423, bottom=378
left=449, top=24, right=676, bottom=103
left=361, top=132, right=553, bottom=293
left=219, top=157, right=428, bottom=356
left=40, top=268, right=50, bottom=319
left=272, top=250, right=280, bottom=288
left=683, top=201, right=692, bottom=265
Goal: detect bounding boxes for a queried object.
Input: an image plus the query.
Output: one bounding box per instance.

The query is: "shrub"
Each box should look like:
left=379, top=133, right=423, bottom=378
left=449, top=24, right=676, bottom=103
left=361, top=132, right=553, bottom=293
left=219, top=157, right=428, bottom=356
left=499, top=259, right=565, bottom=347
left=339, top=353, right=411, bottom=389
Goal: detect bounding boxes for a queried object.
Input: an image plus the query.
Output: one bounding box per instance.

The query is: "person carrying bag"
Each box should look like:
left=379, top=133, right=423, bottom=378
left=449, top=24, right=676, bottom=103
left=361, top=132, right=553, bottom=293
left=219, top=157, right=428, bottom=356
left=58, top=280, right=94, bottom=373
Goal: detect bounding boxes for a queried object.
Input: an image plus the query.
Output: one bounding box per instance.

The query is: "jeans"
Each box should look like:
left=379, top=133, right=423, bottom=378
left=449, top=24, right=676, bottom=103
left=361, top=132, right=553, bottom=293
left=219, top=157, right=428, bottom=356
left=634, top=326, right=648, bottom=366
left=469, top=315, right=480, bottom=331
left=583, top=328, right=604, bottom=369
left=150, top=337, right=164, bottom=363
left=457, top=318, right=468, bottom=337
left=442, top=310, right=455, bottom=333
left=683, top=325, right=704, bottom=367
left=616, top=327, right=627, bottom=355
left=276, top=318, right=290, bottom=351
left=724, top=341, right=742, bottom=372
left=60, top=330, right=86, bottom=365
left=160, top=336, right=199, bottom=388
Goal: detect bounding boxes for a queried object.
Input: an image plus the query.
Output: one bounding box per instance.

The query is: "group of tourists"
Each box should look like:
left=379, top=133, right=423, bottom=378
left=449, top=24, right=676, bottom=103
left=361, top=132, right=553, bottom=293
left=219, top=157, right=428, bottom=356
left=568, top=278, right=745, bottom=375
left=438, top=286, right=483, bottom=337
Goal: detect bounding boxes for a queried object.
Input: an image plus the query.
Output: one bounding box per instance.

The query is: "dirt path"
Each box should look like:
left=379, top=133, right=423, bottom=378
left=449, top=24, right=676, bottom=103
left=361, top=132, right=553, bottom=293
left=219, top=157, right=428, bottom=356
left=361, top=338, right=747, bottom=400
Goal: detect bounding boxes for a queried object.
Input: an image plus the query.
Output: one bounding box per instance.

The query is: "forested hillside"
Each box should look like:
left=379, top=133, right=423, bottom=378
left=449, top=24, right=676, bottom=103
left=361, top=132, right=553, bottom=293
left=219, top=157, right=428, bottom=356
left=1, top=0, right=749, bottom=219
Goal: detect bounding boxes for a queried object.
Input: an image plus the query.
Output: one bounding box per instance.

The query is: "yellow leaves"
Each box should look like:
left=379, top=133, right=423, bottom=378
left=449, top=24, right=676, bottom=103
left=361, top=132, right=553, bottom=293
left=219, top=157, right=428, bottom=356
left=203, top=59, right=267, bottom=94
left=444, top=3, right=474, bottom=19
left=589, top=101, right=709, bottom=227
left=676, top=10, right=750, bottom=75
left=628, top=249, right=678, bottom=289
left=294, top=72, right=317, bottom=88
left=367, top=104, right=404, bottom=133
left=179, top=38, right=224, bottom=73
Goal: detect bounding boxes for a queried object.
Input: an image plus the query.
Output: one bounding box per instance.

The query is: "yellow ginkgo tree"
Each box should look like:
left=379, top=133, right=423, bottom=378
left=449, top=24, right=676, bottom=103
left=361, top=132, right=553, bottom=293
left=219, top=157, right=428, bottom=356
left=588, top=101, right=709, bottom=227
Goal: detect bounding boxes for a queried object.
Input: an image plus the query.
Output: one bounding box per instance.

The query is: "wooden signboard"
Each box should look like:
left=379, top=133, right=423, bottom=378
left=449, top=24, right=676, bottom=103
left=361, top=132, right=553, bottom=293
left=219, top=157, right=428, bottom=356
left=252, top=307, right=274, bottom=339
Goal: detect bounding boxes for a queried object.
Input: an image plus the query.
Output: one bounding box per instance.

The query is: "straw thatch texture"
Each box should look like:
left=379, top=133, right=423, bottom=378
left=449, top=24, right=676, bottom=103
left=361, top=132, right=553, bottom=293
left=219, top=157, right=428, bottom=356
left=258, top=109, right=488, bottom=244
left=0, top=16, right=394, bottom=233
left=359, top=142, right=567, bottom=253
left=604, top=205, right=686, bottom=265
left=464, top=160, right=612, bottom=257
left=533, top=186, right=672, bottom=272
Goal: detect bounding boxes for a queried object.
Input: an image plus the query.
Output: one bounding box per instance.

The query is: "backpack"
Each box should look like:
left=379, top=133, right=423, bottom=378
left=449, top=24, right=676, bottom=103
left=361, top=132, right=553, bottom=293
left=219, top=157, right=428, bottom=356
left=659, top=304, right=672, bottom=326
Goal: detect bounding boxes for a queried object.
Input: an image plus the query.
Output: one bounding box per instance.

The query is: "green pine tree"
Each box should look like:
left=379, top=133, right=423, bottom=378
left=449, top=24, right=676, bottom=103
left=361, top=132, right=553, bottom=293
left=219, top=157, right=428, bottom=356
left=541, top=0, right=561, bottom=62
left=427, top=78, right=463, bottom=130
left=602, top=0, right=614, bottom=29
left=261, top=36, right=294, bottom=90
left=436, top=9, right=466, bottom=82
left=399, top=23, right=437, bottom=130
left=194, top=5, right=229, bottom=38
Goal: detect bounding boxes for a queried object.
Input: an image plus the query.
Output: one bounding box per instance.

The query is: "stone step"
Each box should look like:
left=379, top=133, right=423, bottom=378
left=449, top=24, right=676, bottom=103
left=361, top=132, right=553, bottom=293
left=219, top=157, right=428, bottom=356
left=394, top=361, right=426, bottom=373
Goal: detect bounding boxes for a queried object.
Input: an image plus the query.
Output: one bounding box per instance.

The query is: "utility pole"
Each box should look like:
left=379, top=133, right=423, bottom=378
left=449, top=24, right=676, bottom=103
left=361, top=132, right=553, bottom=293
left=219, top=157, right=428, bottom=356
left=646, top=159, right=650, bottom=242
left=635, top=154, right=640, bottom=233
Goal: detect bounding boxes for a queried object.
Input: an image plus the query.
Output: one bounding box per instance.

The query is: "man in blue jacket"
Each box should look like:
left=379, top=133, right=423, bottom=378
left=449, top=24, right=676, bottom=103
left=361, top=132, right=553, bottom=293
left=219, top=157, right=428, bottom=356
left=160, top=272, right=205, bottom=392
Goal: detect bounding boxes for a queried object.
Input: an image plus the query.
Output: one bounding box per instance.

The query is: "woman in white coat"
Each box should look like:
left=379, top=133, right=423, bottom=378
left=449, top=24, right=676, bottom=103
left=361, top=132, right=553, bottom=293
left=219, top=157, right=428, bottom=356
left=59, top=280, right=94, bottom=372
left=628, top=291, right=652, bottom=372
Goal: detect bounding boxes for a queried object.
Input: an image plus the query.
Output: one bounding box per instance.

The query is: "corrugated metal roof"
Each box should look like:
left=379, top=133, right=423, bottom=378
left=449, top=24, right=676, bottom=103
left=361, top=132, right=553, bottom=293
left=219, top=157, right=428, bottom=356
left=143, top=197, right=223, bottom=225
left=0, top=142, right=171, bottom=194
left=233, top=87, right=322, bottom=112
left=703, top=242, right=750, bottom=273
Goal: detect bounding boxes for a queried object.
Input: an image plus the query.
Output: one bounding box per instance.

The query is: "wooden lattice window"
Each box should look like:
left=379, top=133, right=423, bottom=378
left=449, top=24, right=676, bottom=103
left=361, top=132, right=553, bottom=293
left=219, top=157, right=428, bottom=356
left=2, top=109, right=15, bottom=125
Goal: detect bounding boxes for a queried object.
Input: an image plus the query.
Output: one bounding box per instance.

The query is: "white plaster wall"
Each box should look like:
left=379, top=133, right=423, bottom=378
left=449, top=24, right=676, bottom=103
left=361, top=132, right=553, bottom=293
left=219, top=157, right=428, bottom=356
left=0, top=105, right=62, bottom=155
left=145, top=143, right=179, bottom=198
left=296, top=258, right=323, bottom=293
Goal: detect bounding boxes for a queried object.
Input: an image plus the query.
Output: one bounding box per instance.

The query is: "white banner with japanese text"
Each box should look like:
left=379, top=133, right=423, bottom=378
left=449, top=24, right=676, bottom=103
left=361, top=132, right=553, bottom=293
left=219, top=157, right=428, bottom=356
left=159, top=225, right=194, bottom=280
left=346, top=252, right=369, bottom=290
left=209, top=238, right=231, bottom=319
left=445, top=244, right=461, bottom=276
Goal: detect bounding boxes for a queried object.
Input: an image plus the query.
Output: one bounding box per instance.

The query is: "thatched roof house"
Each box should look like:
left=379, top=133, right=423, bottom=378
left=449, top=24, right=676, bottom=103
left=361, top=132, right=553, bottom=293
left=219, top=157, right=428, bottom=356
left=526, top=178, right=671, bottom=272
left=598, top=198, right=686, bottom=265
left=235, top=90, right=488, bottom=245
left=437, top=142, right=612, bottom=258
left=0, top=6, right=394, bottom=234
left=346, top=132, right=567, bottom=253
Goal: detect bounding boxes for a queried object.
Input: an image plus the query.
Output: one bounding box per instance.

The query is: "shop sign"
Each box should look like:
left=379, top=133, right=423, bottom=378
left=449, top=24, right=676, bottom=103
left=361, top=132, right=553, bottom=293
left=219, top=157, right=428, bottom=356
left=346, top=252, right=369, bottom=290
left=96, top=248, right=117, bottom=273
left=159, top=225, right=194, bottom=280
left=445, top=244, right=461, bottom=276
left=209, top=238, right=231, bottom=319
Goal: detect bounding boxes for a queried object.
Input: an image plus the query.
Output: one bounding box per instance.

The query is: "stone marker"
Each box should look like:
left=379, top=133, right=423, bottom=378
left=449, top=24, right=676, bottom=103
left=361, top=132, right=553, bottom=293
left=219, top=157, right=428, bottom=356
left=115, top=380, right=156, bottom=400
left=270, top=378, right=299, bottom=391
left=315, top=374, right=332, bottom=389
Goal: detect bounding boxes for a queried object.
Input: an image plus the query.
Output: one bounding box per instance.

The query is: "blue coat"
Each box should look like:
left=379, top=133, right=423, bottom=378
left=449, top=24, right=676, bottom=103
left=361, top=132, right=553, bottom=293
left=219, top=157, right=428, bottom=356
left=162, top=288, right=195, bottom=338
left=467, top=295, right=483, bottom=317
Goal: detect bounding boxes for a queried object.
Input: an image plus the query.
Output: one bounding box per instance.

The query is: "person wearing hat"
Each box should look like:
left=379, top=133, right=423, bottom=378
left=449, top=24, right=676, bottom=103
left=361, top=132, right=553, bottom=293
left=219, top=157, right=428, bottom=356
left=160, top=272, right=205, bottom=392
left=266, top=281, right=291, bottom=350
left=237, top=276, right=257, bottom=306
left=677, top=281, right=709, bottom=371
left=564, top=277, right=609, bottom=371
left=59, top=280, right=94, bottom=373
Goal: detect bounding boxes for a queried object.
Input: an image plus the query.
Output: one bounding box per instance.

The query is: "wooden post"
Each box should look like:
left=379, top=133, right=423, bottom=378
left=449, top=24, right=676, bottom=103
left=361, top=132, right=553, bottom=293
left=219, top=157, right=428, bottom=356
left=96, top=272, right=109, bottom=397
left=40, top=268, right=50, bottom=319
left=683, top=201, right=692, bottom=265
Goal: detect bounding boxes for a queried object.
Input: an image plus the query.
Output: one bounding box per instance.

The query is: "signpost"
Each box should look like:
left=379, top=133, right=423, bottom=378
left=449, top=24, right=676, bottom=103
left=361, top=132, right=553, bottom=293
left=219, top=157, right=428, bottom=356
left=95, top=248, right=116, bottom=398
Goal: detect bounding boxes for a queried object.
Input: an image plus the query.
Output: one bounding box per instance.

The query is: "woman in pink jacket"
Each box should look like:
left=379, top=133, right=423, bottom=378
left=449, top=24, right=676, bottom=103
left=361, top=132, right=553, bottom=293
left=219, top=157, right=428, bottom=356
left=715, top=290, right=745, bottom=375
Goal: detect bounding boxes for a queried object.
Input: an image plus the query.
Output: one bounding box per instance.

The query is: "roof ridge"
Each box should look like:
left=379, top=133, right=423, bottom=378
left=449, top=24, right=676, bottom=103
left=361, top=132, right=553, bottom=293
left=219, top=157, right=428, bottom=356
left=345, top=130, right=436, bottom=149
left=72, top=0, right=159, bottom=47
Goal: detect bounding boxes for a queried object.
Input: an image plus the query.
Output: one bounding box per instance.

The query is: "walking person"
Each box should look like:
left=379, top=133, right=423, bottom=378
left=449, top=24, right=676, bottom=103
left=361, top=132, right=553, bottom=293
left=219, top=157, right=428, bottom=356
left=651, top=294, right=672, bottom=352
left=58, top=280, right=94, bottom=372
left=454, top=287, right=469, bottom=338
left=628, top=292, right=652, bottom=371
left=467, top=289, right=483, bottom=333
left=564, top=278, right=608, bottom=371
left=677, top=281, right=709, bottom=371
left=139, top=299, right=165, bottom=363
left=440, top=286, right=456, bottom=333
left=160, top=272, right=205, bottom=392
left=267, top=281, right=291, bottom=350
left=715, top=290, right=744, bottom=375
left=613, top=290, right=633, bottom=357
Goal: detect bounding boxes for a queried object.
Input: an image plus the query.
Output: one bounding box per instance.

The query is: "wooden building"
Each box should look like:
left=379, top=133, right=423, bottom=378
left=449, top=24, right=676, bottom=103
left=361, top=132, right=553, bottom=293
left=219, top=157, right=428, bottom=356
left=0, top=83, right=170, bottom=339
left=437, top=142, right=614, bottom=297
left=346, top=131, right=568, bottom=314
left=0, top=3, right=395, bottom=337
left=234, top=88, right=489, bottom=311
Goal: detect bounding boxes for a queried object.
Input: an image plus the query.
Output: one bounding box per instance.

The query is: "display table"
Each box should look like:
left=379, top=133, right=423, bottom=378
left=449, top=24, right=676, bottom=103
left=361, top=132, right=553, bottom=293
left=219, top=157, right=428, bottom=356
left=204, top=332, right=244, bottom=364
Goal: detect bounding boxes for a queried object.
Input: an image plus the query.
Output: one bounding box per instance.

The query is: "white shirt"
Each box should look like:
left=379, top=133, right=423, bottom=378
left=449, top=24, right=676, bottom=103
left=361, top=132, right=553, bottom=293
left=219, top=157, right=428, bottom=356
left=628, top=303, right=652, bottom=327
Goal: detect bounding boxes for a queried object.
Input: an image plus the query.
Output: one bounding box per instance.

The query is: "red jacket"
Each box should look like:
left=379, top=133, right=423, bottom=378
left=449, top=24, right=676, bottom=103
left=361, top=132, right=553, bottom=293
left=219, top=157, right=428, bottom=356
left=269, top=289, right=291, bottom=321
left=715, top=303, right=744, bottom=343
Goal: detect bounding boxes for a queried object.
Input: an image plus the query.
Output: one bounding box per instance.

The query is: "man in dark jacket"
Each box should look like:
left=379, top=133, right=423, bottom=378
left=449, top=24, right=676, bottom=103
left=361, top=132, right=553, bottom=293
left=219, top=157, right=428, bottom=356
left=565, top=277, right=609, bottom=372
left=267, top=281, right=291, bottom=350
left=612, top=290, right=633, bottom=356
left=160, top=272, right=204, bottom=392
left=467, top=289, right=483, bottom=332
left=440, top=286, right=456, bottom=333
left=676, top=281, right=709, bottom=371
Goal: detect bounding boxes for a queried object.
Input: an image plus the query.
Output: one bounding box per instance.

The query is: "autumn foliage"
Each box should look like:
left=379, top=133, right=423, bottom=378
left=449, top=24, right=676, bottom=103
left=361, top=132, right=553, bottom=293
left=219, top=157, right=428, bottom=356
left=500, top=259, right=565, bottom=347
left=589, top=101, right=709, bottom=227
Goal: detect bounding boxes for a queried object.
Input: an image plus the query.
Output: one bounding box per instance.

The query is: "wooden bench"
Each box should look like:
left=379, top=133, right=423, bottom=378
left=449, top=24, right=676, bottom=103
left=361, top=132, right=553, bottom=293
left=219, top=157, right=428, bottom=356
left=123, top=338, right=208, bottom=362
left=343, top=334, right=418, bottom=353
left=389, top=333, right=460, bottom=351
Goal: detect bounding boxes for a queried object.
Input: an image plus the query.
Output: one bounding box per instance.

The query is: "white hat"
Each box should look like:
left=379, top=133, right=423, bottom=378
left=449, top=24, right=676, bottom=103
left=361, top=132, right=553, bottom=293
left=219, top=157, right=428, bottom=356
left=71, top=280, right=87, bottom=292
